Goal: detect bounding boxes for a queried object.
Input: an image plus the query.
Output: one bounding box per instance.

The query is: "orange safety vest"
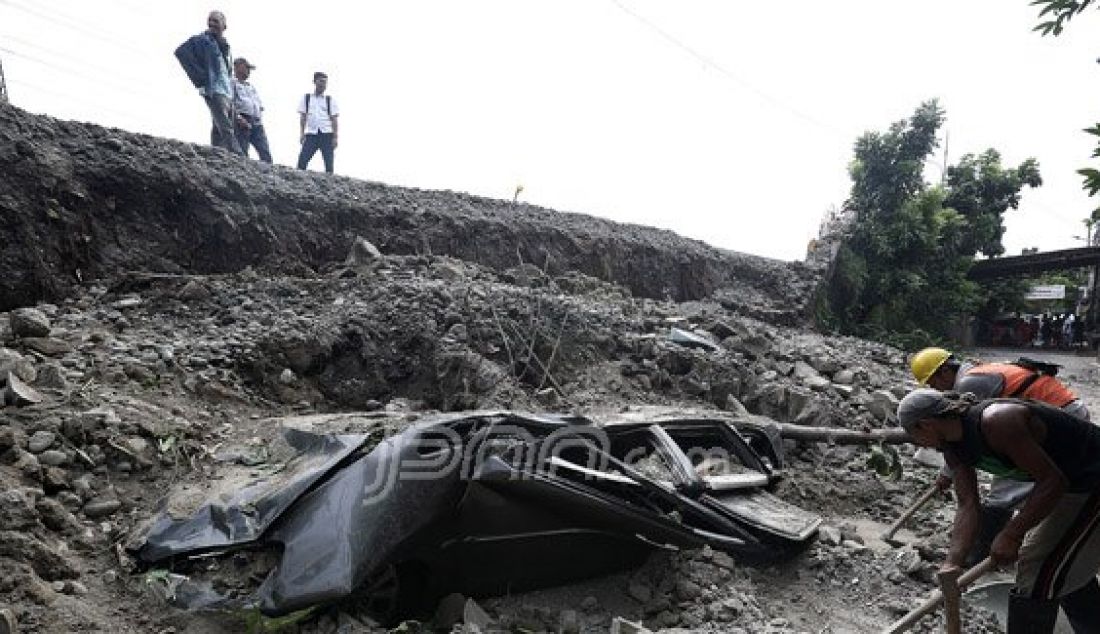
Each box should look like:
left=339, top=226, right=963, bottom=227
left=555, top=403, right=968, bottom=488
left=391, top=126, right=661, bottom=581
left=966, top=363, right=1077, bottom=408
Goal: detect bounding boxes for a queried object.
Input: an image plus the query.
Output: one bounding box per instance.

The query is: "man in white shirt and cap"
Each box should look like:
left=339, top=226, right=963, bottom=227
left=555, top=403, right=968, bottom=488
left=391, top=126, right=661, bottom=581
left=296, top=71, right=339, bottom=173
left=231, top=57, right=271, bottom=163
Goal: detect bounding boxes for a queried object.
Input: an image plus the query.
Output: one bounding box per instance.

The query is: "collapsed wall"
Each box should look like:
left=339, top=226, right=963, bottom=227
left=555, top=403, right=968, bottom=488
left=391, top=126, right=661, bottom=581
left=0, top=103, right=821, bottom=322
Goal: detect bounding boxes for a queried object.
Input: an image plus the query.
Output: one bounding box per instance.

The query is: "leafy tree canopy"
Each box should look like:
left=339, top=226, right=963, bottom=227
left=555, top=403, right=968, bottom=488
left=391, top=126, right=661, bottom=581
left=943, top=151, right=1042, bottom=256
left=825, top=101, right=1042, bottom=345
left=1032, top=0, right=1095, bottom=36
left=1032, top=0, right=1100, bottom=215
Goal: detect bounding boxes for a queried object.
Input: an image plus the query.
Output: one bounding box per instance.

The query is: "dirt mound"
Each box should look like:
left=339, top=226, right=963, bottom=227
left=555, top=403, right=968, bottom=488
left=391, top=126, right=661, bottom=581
left=0, top=259, right=1005, bottom=633
left=0, top=102, right=819, bottom=323
left=0, top=103, right=1036, bottom=633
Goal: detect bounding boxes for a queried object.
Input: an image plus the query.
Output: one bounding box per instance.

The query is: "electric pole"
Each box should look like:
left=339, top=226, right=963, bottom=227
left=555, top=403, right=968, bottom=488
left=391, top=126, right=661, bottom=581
left=0, top=55, right=8, bottom=103
left=941, top=130, right=949, bottom=187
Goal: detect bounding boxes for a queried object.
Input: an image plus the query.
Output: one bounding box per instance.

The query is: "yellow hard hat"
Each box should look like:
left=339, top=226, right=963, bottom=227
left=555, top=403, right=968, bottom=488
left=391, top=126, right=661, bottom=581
left=910, top=347, right=953, bottom=385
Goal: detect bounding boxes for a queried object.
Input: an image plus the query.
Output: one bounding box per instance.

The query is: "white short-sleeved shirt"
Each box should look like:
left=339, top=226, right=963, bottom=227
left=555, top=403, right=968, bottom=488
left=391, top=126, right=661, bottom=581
left=298, top=93, right=339, bottom=134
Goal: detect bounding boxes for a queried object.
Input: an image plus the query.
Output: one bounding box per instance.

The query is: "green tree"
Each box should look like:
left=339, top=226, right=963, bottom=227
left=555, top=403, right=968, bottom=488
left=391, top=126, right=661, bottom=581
left=1032, top=0, right=1100, bottom=216
left=1032, top=0, right=1095, bottom=36
left=825, top=101, right=1042, bottom=344
left=943, top=150, right=1042, bottom=256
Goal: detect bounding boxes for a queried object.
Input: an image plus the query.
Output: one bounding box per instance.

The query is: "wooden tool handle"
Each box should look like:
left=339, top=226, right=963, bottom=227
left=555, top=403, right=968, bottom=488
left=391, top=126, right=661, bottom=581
left=937, top=568, right=962, bottom=634
left=880, top=557, right=997, bottom=634
left=882, top=482, right=940, bottom=540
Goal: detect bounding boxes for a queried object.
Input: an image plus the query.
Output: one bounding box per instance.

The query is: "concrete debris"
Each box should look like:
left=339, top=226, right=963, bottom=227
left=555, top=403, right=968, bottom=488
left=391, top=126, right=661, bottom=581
left=610, top=616, right=652, bottom=634
left=176, top=280, right=212, bottom=301
left=668, top=327, right=719, bottom=351
left=867, top=389, right=901, bottom=422
left=20, top=337, right=73, bottom=357
left=27, top=431, right=56, bottom=454
left=10, top=307, right=51, bottom=338
left=82, top=498, right=122, bottom=519
left=818, top=525, right=842, bottom=547
left=462, top=597, right=493, bottom=632
left=110, top=297, right=143, bottom=310
left=345, top=236, right=383, bottom=266
left=913, top=447, right=946, bottom=469
left=0, top=349, right=36, bottom=383
left=4, top=372, right=43, bottom=407
left=0, top=99, right=1029, bottom=633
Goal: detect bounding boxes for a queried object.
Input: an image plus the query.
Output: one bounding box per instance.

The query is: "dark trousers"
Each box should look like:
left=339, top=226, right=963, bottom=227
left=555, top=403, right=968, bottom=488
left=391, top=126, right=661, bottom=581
left=204, top=94, right=242, bottom=155
left=297, top=132, right=334, bottom=173
left=235, top=117, right=272, bottom=163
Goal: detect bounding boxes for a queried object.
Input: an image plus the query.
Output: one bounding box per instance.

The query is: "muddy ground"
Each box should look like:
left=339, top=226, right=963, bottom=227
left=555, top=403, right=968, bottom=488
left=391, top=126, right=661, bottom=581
left=2, top=103, right=1099, bottom=633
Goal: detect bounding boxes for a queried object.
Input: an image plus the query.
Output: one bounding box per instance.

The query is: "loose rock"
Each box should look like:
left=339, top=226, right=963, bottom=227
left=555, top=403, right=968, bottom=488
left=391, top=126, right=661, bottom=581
left=10, top=307, right=51, bottom=338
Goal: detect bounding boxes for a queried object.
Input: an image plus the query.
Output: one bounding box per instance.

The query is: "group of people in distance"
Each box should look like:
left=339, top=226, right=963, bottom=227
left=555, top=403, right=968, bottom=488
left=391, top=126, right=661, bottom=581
left=174, top=10, right=339, bottom=173
left=984, top=312, right=1086, bottom=350
left=902, top=346, right=1100, bottom=632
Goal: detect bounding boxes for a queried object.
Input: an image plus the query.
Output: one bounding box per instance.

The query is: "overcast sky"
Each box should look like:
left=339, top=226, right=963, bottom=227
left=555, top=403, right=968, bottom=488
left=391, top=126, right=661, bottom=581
left=3, top=1, right=1100, bottom=262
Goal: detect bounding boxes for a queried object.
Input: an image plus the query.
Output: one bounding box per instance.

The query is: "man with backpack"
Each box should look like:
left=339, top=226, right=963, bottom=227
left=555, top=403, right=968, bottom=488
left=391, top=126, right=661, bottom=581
left=911, top=347, right=1088, bottom=421
left=296, top=72, right=339, bottom=173
left=174, top=11, right=243, bottom=155
left=909, top=346, right=1091, bottom=564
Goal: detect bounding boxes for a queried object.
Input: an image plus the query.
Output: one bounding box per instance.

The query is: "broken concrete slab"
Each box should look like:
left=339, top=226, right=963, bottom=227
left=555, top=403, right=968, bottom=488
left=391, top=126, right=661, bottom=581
left=0, top=349, right=36, bottom=384
left=724, top=334, right=772, bottom=359
left=867, top=389, right=900, bottom=422
left=610, top=616, right=652, bottom=634
left=345, top=236, right=383, bottom=266
left=82, top=498, right=122, bottom=519
left=709, top=320, right=751, bottom=340
left=913, top=447, right=945, bottom=469
left=33, top=364, right=69, bottom=391
left=807, top=354, right=840, bottom=376
left=669, top=327, right=719, bottom=351
left=792, top=360, right=820, bottom=381
left=5, top=372, right=43, bottom=407
left=20, top=337, right=74, bottom=357
left=176, top=280, right=212, bottom=301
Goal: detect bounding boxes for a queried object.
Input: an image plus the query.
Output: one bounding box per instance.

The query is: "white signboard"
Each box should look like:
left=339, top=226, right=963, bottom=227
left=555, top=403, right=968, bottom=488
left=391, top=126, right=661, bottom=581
left=1025, top=285, right=1066, bottom=300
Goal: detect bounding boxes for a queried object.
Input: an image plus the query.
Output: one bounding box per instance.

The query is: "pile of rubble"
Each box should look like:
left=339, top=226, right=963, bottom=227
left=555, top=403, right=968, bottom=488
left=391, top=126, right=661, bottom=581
left=0, top=102, right=1027, bottom=632
left=0, top=252, right=1010, bottom=633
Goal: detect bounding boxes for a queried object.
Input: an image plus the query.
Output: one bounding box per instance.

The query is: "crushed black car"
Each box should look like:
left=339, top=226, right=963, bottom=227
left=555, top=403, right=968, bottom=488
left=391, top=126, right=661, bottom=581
left=129, top=409, right=821, bottom=623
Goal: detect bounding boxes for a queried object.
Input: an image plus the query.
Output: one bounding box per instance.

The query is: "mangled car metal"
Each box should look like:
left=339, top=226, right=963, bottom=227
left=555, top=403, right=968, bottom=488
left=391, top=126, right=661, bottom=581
left=129, top=409, right=821, bottom=623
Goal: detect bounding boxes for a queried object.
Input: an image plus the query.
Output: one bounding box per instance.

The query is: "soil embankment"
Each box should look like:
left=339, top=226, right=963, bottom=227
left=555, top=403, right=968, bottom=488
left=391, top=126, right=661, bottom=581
left=0, top=103, right=1051, bottom=633
left=0, top=102, right=819, bottom=324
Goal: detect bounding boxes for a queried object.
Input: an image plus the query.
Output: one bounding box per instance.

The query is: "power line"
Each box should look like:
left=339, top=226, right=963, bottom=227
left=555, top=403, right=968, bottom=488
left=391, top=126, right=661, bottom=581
left=108, top=0, right=159, bottom=20
left=7, top=77, right=159, bottom=128
left=0, top=32, right=156, bottom=89
left=607, top=0, right=845, bottom=138
left=0, top=0, right=147, bottom=56
left=0, top=45, right=159, bottom=99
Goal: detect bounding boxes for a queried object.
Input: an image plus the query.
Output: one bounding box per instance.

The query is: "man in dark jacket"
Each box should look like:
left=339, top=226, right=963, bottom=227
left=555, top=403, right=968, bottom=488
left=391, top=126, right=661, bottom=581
left=174, top=11, right=242, bottom=154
